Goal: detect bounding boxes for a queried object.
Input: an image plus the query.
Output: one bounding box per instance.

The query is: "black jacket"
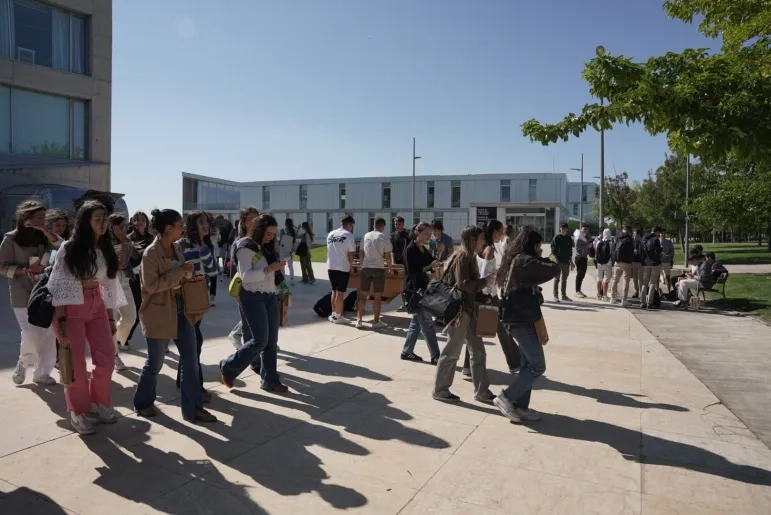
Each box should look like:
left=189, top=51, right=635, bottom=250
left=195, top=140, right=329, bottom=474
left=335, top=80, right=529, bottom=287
left=390, top=230, right=410, bottom=265
left=613, top=233, right=635, bottom=264
left=503, top=253, right=560, bottom=293
left=403, top=241, right=434, bottom=292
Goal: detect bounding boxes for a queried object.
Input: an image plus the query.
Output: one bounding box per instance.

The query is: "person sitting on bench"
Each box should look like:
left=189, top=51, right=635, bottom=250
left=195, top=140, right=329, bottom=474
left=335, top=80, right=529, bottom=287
left=704, top=251, right=728, bottom=282
left=674, top=249, right=712, bottom=308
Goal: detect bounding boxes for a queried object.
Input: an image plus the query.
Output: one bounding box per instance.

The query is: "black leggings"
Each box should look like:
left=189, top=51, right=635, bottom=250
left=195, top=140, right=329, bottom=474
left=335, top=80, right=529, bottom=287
left=125, top=277, right=143, bottom=343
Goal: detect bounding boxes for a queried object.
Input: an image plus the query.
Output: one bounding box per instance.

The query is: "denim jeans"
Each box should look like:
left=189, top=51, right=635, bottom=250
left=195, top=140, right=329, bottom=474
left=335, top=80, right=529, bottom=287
left=502, top=323, right=545, bottom=410
left=402, top=310, right=440, bottom=360
left=133, top=296, right=202, bottom=422
left=220, top=290, right=280, bottom=387
left=176, top=320, right=204, bottom=392
left=463, top=320, right=521, bottom=372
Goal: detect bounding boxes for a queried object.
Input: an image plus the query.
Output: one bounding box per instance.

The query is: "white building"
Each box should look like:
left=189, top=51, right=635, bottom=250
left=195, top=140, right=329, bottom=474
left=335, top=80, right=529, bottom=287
left=182, top=172, right=597, bottom=244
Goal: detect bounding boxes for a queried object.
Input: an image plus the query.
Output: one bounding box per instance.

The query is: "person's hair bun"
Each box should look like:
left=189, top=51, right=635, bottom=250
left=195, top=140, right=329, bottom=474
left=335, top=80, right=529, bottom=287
left=151, top=209, right=161, bottom=217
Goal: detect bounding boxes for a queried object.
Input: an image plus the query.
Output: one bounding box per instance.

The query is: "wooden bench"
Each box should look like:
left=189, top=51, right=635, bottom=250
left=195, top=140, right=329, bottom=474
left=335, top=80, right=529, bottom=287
left=699, top=272, right=729, bottom=302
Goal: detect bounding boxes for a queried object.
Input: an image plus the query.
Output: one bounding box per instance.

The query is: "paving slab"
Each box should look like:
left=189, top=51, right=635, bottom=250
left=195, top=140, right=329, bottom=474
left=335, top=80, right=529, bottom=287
left=0, top=265, right=770, bottom=514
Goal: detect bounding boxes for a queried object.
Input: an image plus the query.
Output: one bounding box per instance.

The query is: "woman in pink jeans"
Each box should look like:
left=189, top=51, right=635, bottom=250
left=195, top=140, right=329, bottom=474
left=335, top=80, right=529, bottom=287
left=48, top=200, right=127, bottom=435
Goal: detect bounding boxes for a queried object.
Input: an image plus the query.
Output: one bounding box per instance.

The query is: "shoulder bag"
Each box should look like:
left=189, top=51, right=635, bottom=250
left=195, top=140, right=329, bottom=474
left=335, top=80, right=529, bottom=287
left=417, top=255, right=463, bottom=325
left=180, top=275, right=210, bottom=320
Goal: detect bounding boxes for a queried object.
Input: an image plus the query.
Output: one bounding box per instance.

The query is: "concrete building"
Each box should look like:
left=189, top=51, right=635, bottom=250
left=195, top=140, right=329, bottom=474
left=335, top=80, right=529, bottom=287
left=0, top=0, right=113, bottom=230
left=182, top=172, right=597, bottom=244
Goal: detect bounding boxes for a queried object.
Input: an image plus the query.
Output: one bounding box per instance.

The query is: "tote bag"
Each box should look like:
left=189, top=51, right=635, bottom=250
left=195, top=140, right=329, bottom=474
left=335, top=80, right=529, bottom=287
left=180, top=276, right=210, bottom=319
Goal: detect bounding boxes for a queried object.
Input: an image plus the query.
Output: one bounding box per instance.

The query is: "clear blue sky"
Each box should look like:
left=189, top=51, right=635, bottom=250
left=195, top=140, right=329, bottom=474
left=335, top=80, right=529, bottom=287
left=112, top=0, right=714, bottom=215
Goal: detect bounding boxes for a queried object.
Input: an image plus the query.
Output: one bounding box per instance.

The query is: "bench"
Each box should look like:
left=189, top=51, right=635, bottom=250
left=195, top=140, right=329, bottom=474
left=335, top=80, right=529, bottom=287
left=699, top=272, right=729, bottom=302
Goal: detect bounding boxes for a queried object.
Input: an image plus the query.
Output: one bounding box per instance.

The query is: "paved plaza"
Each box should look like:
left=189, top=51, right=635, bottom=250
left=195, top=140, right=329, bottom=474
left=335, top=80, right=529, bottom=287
left=1, top=263, right=771, bottom=514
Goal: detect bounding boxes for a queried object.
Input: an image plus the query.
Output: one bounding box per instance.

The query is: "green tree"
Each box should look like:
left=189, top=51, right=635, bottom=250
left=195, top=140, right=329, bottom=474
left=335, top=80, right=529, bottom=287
left=592, top=172, right=637, bottom=228
left=520, top=0, right=771, bottom=165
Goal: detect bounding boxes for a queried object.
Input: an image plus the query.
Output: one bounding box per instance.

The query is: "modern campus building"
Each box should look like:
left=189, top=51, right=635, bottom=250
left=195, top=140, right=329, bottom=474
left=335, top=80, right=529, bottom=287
left=0, top=0, right=115, bottom=231
left=182, top=172, right=597, bottom=244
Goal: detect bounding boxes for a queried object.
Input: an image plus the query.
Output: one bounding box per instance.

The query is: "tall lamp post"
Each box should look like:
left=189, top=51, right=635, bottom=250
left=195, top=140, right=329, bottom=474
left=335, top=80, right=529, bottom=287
left=684, top=153, right=690, bottom=265
left=411, top=137, right=421, bottom=222
left=596, top=45, right=606, bottom=229
left=570, top=152, right=584, bottom=226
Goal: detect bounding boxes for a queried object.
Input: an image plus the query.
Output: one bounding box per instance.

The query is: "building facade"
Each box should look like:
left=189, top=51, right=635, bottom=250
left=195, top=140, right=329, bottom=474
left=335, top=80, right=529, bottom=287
left=0, top=0, right=113, bottom=229
left=182, top=172, right=597, bottom=244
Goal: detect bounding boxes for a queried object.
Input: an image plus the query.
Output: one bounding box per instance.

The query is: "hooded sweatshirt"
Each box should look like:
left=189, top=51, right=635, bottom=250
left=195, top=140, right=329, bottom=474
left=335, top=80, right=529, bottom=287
left=573, top=229, right=588, bottom=259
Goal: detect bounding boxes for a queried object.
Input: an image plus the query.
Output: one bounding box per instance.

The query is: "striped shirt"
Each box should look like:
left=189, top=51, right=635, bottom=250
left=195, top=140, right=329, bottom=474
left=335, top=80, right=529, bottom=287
left=176, top=238, right=218, bottom=278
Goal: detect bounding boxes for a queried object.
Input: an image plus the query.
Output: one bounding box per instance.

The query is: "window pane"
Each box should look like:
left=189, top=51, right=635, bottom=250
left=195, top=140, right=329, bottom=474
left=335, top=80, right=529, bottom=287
left=51, top=9, right=69, bottom=71
left=71, top=15, right=85, bottom=74
left=451, top=181, right=461, bottom=208
left=11, top=88, right=70, bottom=158
left=427, top=181, right=434, bottom=208
left=0, top=86, right=9, bottom=152
left=326, top=213, right=333, bottom=233
left=73, top=100, right=86, bottom=160
left=0, top=0, right=11, bottom=58
left=13, top=0, right=53, bottom=68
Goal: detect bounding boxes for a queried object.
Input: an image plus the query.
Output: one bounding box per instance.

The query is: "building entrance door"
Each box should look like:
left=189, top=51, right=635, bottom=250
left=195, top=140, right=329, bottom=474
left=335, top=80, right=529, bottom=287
left=506, top=215, right=546, bottom=236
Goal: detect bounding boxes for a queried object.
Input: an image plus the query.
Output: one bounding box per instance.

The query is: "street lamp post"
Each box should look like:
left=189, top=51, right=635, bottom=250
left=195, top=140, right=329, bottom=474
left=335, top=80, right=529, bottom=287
left=411, top=137, right=421, bottom=222
left=684, top=153, right=690, bottom=265
left=596, top=45, right=606, bottom=229
left=570, top=152, right=584, bottom=226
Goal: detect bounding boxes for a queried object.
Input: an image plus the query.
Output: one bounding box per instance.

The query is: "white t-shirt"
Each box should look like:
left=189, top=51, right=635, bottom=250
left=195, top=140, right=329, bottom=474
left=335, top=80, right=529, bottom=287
left=361, top=230, right=392, bottom=269
left=326, top=227, right=356, bottom=272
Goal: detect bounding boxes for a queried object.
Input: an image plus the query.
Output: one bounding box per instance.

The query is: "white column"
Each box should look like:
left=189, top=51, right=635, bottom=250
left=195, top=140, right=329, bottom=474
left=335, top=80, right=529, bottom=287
left=554, top=206, right=561, bottom=234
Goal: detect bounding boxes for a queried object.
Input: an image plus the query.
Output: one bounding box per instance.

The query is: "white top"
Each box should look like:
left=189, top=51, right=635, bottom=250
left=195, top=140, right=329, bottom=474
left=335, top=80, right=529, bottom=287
left=278, top=229, right=296, bottom=258
left=48, top=241, right=128, bottom=309
left=236, top=247, right=278, bottom=294
left=476, top=254, right=497, bottom=296
left=361, top=230, right=392, bottom=269
left=326, top=228, right=356, bottom=272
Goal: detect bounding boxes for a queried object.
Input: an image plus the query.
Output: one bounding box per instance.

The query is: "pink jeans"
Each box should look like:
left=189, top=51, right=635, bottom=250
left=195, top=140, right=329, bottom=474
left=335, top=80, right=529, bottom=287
left=55, top=289, right=115, bottom=415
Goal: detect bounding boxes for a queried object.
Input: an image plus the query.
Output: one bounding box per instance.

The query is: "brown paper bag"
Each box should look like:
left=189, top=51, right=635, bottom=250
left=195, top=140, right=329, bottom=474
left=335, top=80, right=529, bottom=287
left=535, top=317, right=549, bottom=346
left=476, top=305, right=499, bottom=338
left=58, top=345, right=75, bottom=385
left=278, top=294, right=289, bottom=327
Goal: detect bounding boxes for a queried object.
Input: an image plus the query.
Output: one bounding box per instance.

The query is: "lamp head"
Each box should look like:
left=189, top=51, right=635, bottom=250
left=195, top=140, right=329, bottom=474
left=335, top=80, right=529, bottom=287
left=596, top=46, right=606, bottom=57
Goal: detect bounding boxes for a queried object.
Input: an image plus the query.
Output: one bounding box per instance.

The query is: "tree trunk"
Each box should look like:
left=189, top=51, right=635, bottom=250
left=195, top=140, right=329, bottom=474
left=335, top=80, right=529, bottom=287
left=767, top=227, right=771, bottom=252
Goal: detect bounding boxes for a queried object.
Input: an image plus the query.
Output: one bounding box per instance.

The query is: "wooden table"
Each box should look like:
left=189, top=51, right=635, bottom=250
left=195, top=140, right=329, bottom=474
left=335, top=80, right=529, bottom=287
left=348, top=263, right=405, bottom=302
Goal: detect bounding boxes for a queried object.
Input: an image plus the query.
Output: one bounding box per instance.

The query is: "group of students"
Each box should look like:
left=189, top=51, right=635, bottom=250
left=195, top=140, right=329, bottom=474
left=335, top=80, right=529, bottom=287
left=1, top=198, right=306, bottom=435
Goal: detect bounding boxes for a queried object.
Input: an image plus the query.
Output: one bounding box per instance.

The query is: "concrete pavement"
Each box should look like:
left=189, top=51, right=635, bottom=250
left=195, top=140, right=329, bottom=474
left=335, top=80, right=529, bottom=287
left=1, top=264, right=770, bottom=514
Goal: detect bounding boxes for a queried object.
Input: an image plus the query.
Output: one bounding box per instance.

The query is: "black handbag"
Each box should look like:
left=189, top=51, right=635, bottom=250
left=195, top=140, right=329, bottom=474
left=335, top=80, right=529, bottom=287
left=418, top=279, right=463, bottom=324
left=28, top=267, right=55, bottom=329
left=405, top=290, right=423, bottom=315
left=295, top=240, right=308, bottom=257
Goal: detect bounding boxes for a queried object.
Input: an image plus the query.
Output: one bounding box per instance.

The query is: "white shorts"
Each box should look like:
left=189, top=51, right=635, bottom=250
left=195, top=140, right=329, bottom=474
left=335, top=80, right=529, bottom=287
left=597, top=262, right=613, bottom=283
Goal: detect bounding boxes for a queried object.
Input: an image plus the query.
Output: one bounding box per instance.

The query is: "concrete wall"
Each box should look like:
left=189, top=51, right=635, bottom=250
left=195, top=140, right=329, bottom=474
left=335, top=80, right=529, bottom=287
left=0, top=0, right=112, bottom=191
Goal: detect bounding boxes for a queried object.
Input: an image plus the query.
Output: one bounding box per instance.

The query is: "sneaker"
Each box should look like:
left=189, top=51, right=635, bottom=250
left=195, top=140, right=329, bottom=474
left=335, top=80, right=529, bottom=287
left=596, top=294, right=603, bottom=301
left=137, top=405, right=160, bottom=418
left=209, top=294, right=216, bottom=307
left=461, top=368, right=472, bottom=380
left=70, top=413, right=96, bottom=435
left=193, top=408, right=218, bottom=424
left=509, top=366, right=520, bottom=374
left=12, top=360, right=26, bottom=385
left=371, top=321, right=388, bottom=330
left=622, top=300, right=630, bottom=308
left=432, top=391, right=460, bottom=403
left=640, top=303, right=648, bottom=310
left=32, top=374, right=56, bottom=386
left=228, top=332, right=242, bottom=349
left=632, top=293, right=639, bottom=299
left=400, top=352, right=424, bottom=362
left=603, top=296, right=612, bottom=302
left=561, top=295, right=572, bottom=302
left=515, top=407, right=543, bottom=421
left=310, top=279, right=316, bottom=284
left=612, top=298, right=622, bottom=305
left=328, top=314, right=338, bottom=323
left=333, top=315, right=351, bottom=325
left=553, top=297, right=560, bottom=303
left=114, top=355, right=127, bottom=372
left=261, top=383, right=289, bottom=393
left=492, top=392, right=521, bottom=423
left=396, top=305, right=408, bottom=312
left=355, top=319, right=364, bottom=329
left=475, top=390, right=496, bottom=404
left=575, top=292, right=587, bottom=299
left=430, top=357, right=439, bottom=365
left=89, top=403, right=118, bottom=424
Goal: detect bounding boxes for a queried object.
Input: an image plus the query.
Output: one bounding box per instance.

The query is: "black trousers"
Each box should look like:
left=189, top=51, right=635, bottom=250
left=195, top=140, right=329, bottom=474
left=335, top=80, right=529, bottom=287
left=575, top=256, right=588, bottom=292
left=125, top=276, right=143, bottom=343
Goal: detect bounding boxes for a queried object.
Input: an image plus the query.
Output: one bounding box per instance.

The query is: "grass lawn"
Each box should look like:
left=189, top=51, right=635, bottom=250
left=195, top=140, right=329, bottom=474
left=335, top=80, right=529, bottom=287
left=703, top=273, right=771, bottom=323
left=310, top=245, right=328, bottom=263
left=691, top=242, right=771, bottom=265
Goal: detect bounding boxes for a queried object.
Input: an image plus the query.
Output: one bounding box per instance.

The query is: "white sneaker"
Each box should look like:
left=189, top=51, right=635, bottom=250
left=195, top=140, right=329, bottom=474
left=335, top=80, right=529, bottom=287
left=492, top=393, right=521, bottom=423
left=114, top=355, right=127, bottom=372
left=332, top=315, right=351, bottom=325
left=89, top=403, right=118, bottom=424
left=33, top=374, right=56, bottom=386
left=603, top=296, right=611, bottom=302
left=515, top=407, right=543, bottom=421
left=328, top=314, right=338, bottom=323
left=12, top=360, right=26, bottom=385
left=209, top=294, right=216, bottom=307
left=621, top=300, right=630, bottom=308
left=70, top=412, right=96, bottom=435
left=355, top=319, right=364, bottom=329
left=371, top=321, right=388, bottom=330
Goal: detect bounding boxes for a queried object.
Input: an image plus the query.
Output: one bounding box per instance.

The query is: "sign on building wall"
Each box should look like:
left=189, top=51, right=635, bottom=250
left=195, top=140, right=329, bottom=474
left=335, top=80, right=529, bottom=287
left=475, top=206, right=497, bottom=226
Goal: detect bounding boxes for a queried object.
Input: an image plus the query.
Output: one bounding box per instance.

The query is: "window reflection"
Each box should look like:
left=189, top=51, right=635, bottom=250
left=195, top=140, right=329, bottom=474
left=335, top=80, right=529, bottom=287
left=182, top=178, right=240, bottom=211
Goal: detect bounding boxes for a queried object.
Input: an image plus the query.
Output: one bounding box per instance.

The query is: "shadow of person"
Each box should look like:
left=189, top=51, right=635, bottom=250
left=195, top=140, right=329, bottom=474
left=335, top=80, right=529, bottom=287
left=0, top=486, right=71, bottom=514
left=522, top=413, right=771, bottom=487
left=534, top=376, right=690, bottom=412
left=279, top=350, right=392, bottom=382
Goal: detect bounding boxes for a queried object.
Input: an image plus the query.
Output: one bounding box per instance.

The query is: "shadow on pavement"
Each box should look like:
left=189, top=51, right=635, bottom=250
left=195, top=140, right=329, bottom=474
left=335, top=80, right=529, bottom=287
left=523, top=414, right=771, bottom=487
left=0, top=486, right=72, bottom=514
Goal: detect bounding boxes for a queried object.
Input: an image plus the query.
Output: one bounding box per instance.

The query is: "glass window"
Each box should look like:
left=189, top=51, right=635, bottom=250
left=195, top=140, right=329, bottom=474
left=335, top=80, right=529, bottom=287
left=326, top=212, right=333, bottom=233
left=299, top=184, right=308, bottom=210
left=183, top=178, right=198, bottom=210
left=11, top=88, right=70, bottom=158
left=0, top=0, right=11, bottom=58
left=500, top=180, right=511, bottom=203
left=427, top=181, right=434, bottom=208
left=71, top=15, right=86, bottom=74
left=451, top=180, right=461, bottom=208
left=581, top=185, right=589, bottom=202
left=339, top=183, right=346, bottom=209
left=73, top=100, right=86, bottom=160
left=368, top=212, right=375, bottom=232
left=262, top=186, right=270, bottom=210
left=572, top=203, right=579, bottom=216
left=529, top=179, right=537, bottom=202
left=0, top=86, right=9, bottom=153
left=382, top=182, right=391, bottom=209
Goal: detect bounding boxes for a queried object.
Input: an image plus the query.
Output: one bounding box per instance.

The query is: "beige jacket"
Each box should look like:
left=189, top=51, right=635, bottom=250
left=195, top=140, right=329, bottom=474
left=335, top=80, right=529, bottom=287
left=139, top=238, right=187, bottom=339
left=0, top=231, right=55, bottom=308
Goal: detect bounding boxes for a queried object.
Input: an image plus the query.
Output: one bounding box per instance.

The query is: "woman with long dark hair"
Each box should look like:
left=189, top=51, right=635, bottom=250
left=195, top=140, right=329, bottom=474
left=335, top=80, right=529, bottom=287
left=133, top=209, right=217, bottom=424
left=107, top=213, right=137, bottom=372
left=0, top=200, right=62, bottom=386
left=125, top=211, right=154, bottom=347
left=48, top=200, right=127, bottom=434
left=220, top=214, right=291, bottom=392
left=492, top=226, right=559, bottom=423
left=297, top=221, right=315, bottom=284
left=433, top=225, right=494, bottom=404
left=278, top=218, right=297, bottom=284
left=461, top=220, right=521, bottom=377
left=176, top=211, right=219, bottom=402
left=400, top=222, right=441, bottom=363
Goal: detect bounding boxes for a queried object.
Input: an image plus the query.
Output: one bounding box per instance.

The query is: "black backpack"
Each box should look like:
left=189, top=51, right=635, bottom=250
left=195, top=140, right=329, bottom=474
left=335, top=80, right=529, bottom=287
left=595, top=240, right=611, bottom=264
left=313, top=293, right=333, bottom=318
left=28, top=267, right=55, bottom=329
left=613, top=236, right=635, bottom=263
left=344, top=290, right=358, bottom=312
left=651, top=289, right=662, bottom=309
left=295, top=239, right=309, bottom=257
left=642, top=236, right=659, bottom=262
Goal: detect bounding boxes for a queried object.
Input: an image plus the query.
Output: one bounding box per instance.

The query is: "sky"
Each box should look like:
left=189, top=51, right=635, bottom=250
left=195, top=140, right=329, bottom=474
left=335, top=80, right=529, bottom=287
left=111, top=0, right=715, bottom=214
